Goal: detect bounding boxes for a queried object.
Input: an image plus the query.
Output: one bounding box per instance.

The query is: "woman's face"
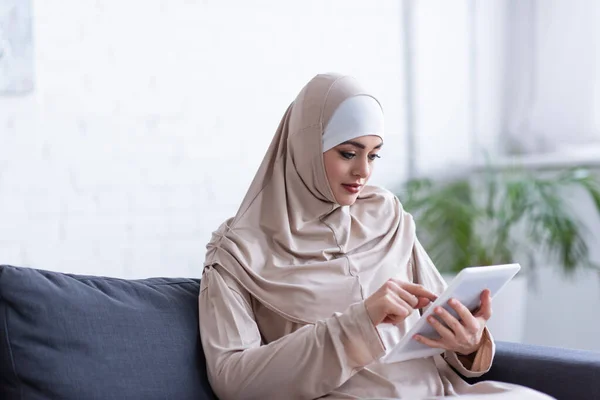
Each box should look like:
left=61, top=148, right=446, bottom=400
left=323, top=135, right=383, bottom=206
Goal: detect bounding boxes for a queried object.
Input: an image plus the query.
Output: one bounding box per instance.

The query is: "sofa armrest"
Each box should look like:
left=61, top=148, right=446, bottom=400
left=467, top=341, right=600, bottom=400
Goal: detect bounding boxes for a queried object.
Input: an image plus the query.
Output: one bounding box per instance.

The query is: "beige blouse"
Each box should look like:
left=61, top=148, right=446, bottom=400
left=199, top=264, right=553, bottom=400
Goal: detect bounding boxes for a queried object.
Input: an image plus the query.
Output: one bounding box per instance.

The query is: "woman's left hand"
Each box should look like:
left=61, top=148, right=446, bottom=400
left=413, top=289, right=492, bottom=355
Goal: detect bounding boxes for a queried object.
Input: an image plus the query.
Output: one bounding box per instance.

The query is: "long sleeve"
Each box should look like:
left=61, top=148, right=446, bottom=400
left=411, top=238, right=495, bottom=377
left=198, top=265, right=385, bottom=400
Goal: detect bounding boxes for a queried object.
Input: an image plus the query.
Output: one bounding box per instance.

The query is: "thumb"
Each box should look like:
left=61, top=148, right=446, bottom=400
left=475, top=289, right=492, bottom=320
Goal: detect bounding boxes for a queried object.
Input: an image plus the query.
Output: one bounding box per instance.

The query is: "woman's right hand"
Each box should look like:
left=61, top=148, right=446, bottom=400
left=365, top=280, right=438, bottom=326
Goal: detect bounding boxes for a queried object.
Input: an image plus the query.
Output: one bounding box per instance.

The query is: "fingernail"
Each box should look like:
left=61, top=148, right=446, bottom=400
left=435, top=307, right=443, bottom=314
left=428, top=316, right=435, bottom=323
left=449, top=299, right=457, bottom=305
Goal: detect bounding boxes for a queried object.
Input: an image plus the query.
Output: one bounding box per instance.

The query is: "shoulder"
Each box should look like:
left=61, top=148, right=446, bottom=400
left=201, top=265, right=254, bottom=311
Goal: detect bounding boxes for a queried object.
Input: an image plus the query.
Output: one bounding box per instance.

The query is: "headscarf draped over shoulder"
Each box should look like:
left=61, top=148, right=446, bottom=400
left=205, top=73, right=417, bottom=324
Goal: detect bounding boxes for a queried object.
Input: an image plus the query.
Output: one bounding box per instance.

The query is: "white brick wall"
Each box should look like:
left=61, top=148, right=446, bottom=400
left=0, top=0, right=413, bottom=278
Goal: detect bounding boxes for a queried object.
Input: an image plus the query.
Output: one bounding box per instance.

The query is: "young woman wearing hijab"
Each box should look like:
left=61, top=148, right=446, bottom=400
left=199, top=74, right=553, bottom=399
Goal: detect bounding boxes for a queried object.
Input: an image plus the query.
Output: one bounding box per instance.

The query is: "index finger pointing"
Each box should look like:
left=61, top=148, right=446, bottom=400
left=398, top=281, right=438, bottom=302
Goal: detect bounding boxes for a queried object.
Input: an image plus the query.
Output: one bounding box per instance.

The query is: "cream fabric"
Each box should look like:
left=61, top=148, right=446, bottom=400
left=204, top=73, right=411, bottom=324
left=199, top=241, right=553, bottom=399
left=322, top=95, right=384, bottom=152
left=199, top=73, right=555, bottom=399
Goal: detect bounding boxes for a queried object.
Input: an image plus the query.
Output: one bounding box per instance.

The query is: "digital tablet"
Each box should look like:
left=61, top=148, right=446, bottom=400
left=382, top=263, right=521, bottom=363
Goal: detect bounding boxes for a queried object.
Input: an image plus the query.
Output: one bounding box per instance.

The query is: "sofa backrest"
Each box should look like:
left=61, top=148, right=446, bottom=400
left=0, top=265, right=217, bottom=400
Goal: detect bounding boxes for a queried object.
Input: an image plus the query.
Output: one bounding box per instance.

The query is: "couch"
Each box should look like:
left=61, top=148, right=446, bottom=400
left=1, top=264, right=598, bottom=399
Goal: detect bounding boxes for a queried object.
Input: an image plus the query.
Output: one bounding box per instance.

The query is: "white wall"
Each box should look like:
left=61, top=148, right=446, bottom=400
left=523, top=183, right=600, bottom=351
left=502, top=0, right=600, bottom=154
left=496, top=0, right=600, bottom=351
left=412, top=0, right=471, bottom=176
left=525, top=266, right=600, bottom=351
left=0, top=0, right=409, bottom=279
left=411, top=0, right=506, bottom=177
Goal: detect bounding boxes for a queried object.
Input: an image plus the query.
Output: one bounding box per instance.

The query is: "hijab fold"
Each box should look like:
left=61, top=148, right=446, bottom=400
left=205, top=73, right=417, bottom=324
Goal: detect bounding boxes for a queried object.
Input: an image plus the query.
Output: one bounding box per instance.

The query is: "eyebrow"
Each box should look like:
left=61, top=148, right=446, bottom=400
left=340, top=140, right=384, bottom=150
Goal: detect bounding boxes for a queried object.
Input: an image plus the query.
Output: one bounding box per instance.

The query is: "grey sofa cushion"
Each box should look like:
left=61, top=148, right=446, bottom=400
left=469, top=341, right=600, bottom=400
left=4, top=264, right=600, bottom=400
left=0, top=265, right=216, bottom=400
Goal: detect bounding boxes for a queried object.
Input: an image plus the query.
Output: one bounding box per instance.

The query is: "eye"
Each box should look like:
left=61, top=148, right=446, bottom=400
left=340, top=151, right=356, bottom=159
left=368, top=154, right=381, bottom=161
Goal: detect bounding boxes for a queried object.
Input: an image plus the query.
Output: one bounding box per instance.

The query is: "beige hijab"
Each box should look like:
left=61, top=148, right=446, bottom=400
left=204, top=73, right=418, bottom=324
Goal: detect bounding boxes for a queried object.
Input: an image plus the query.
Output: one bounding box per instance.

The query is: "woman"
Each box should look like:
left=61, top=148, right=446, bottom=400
left=199, top=73, right=552, bottom=399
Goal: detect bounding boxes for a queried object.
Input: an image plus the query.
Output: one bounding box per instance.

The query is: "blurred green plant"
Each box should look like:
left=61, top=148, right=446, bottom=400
left=398, top=166, right=600, bottom=275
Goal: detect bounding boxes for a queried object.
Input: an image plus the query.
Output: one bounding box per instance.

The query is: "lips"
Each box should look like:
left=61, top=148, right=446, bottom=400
left=342, top=184, right=362, bottom=194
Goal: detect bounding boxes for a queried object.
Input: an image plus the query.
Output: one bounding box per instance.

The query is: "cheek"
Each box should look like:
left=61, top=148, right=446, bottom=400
left=327, top=162, right=348, bottom=185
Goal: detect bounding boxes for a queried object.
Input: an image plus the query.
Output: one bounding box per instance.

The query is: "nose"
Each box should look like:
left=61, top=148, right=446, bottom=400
left=352, top=158, right=370, bottom=179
